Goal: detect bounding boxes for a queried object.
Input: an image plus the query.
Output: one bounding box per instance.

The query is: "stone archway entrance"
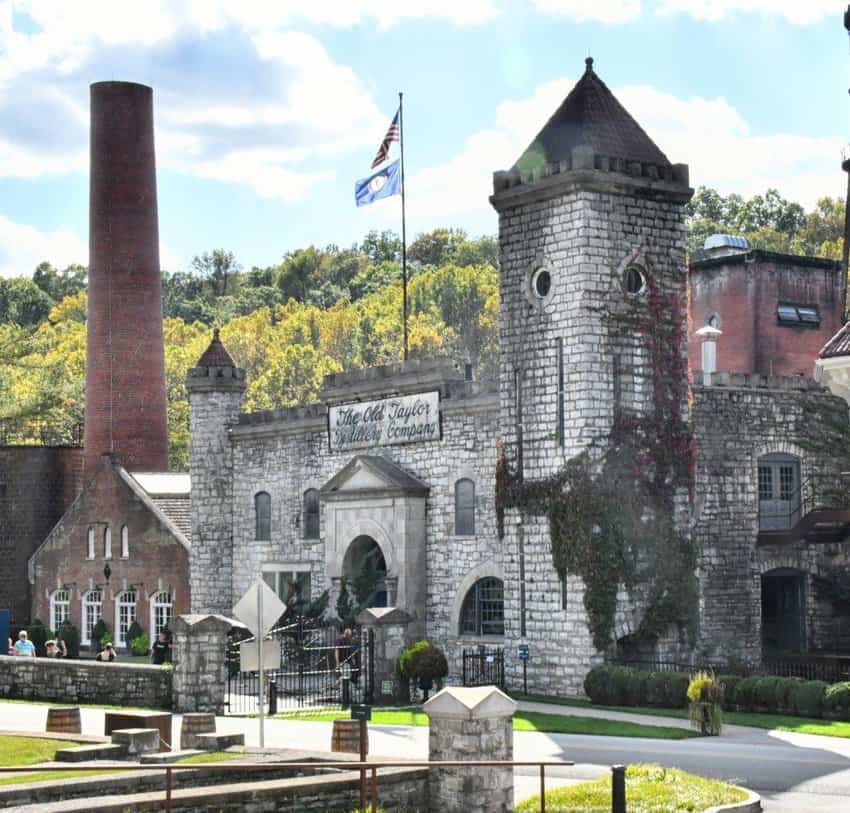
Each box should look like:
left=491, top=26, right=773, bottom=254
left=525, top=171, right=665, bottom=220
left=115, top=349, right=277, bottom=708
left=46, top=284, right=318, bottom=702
left=762, top=568, right=806, bottom=654
left=343, top=535, right=389, bottom=607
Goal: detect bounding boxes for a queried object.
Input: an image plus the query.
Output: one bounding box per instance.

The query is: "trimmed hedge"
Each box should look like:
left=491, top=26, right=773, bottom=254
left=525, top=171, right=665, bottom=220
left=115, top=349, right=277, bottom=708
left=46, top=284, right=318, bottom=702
left=584, top=665, right=850, bottom=720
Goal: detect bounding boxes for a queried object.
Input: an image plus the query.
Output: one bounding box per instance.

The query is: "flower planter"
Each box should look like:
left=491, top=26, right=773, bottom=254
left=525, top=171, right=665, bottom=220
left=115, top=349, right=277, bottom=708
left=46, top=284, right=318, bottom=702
left=689, top=701, right=722, bottom=736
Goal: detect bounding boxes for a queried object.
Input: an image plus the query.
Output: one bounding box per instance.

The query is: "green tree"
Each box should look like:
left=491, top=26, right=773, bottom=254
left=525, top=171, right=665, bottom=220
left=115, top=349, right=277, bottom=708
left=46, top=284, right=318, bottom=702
left=191, top=249, right=241, bottom=298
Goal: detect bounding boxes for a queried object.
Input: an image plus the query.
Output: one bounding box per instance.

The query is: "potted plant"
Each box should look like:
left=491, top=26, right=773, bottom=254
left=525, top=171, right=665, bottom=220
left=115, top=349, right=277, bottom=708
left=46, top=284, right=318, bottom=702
left=687, top=671, right=723, bottom=735
left=398, top=640, right=448, bottom=702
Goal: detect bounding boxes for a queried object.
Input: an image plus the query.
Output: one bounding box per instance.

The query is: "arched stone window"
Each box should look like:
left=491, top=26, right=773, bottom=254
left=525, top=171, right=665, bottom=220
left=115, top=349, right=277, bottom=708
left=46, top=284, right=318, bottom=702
left=121, top=525, right=129, bottom=559
left=758, top=453, right=801, bottom=531
left=81, top=589, right=103, bottom=646
left=255, top=492, right=271, bottom=541
left=459, top=577, right=504, bottom=636
left=454, top=479, right=475, bottom=536
left=150, top=591, right=173, bottom=638
left=49, top=589, right=70, bottom=632
left=86, top=527, right=95, bottom=560
left=103, top=527, right=112, bottom=559
left=115, top=590, right=137, bottom=647
left=303, top=489, right=320, bottom=539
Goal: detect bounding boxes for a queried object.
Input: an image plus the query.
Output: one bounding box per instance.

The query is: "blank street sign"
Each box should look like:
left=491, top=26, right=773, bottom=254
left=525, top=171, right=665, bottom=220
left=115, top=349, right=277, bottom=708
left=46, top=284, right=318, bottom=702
left=232, top=579, right=286, bottom=638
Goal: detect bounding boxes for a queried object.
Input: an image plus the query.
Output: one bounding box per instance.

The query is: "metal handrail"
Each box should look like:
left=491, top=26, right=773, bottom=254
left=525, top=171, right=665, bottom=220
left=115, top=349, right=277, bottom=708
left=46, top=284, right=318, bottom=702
left=0, top=758, right=585, bottom=813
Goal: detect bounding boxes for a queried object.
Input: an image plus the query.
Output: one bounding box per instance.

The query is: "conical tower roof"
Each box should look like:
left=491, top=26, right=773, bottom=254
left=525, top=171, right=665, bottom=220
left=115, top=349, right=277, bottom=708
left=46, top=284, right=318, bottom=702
left=195, top=328, right=236, bottom=367
left=512, top=57, right=670, bottom=176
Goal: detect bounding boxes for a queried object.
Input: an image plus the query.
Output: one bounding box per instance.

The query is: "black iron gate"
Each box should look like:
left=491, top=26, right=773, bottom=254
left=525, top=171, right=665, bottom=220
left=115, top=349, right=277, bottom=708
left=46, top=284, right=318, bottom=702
left=225, top=618, right=374, bottom=714
left=462, top=646, right=505, bottom=689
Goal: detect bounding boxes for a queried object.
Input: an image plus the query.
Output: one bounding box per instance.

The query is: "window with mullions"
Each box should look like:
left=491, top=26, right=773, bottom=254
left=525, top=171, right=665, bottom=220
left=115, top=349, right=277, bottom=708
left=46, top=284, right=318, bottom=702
left=255, top=492, right=271, bottom=540
left=777, top=303, right=820, bottom=327
left=303, top=489, right=320, bottom=539
left=262, top=570, right=311, bottom=608
left=460, top=577, right=504, bottom=636
left=758, top=453, right=801, bottom=531
left=50, top=589, right=70, bottom=631
left=454, top=479, right=475, bottom=536
left=115, top=590, right=137, bottom=647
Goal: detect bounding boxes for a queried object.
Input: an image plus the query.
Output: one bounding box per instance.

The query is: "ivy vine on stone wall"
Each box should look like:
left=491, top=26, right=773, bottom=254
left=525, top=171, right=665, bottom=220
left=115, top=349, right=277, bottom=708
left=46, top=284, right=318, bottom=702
left=496, top=272, right=698, bottom=651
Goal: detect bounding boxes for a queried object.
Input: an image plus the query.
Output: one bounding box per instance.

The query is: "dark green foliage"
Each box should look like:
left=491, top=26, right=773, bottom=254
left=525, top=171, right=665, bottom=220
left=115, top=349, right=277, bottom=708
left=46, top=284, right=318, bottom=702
left=398, top=640, right=448, bottom=684
left=609, top=667, right=632, bottom=706
left=775, top=677, right=804, bottom=711
left=91, top=619, right=110, bottom=652
left=126, top=620, right=145, bottom=644
left=824, top=682, right=850, bottom=719
left=130, top=633, right=150, bottom=656
left=0, top=278, right=54, bottom=326
left=335, top=580, right=355, bottom=628
left=27, top=620, right=51, bottom=657
left=58, top=622, right=79, bottom=659
left=583, top=666, right=610, bottom=704
left=665, top=673, right=690, bottom=709
left=754, top=676, right=782, bottom=712
left=717, top=675, right=740, bottom=710
left=733, top=676, right=761, bottom=709
left=625, top=670, right=649, bottom=707
left=645, top=672, right=669, bottom=707
left=793, top=680, right=828, bottom=718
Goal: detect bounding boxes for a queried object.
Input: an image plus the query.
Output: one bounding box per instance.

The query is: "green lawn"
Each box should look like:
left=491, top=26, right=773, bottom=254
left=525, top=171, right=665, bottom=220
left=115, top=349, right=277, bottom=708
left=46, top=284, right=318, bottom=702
left=514, top=692, right=850, bottom=739
left=0, top=735, right=125, bottom=787
left=175, top=751, right=245, bottom=765
left=515, top=763, right=748, bottom=812
left=274, top=708, right=698, bottom=740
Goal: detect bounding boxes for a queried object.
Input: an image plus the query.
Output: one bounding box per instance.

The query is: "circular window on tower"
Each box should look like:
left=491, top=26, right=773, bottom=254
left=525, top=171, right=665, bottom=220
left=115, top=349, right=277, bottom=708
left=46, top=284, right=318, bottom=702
left=623, top=265, right=646, bottom=295
left=527, top=266, right=554, bottom=307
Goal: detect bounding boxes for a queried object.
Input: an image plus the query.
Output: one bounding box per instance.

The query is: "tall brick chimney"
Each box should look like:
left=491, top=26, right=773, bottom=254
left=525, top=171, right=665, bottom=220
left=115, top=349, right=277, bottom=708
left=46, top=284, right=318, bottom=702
left=85, top=81, right=169, bottom=476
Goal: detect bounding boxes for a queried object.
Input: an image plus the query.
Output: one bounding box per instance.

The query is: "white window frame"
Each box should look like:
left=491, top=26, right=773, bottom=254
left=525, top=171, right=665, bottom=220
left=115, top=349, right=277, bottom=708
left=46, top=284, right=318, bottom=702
left=121, top=525, right=129, bottom=559
left=149, top=591, right=173, bottom=638
left=103, top=527, right=112, bottom=559
left=49, top=589, right=70, bottom=632
left=81, top=589, right=103, bottom=646
left=87, top=527, right=95, bottom=560
left=115, top=590, right=137, bottom=647
left=262, top=563, right=312, bottom=608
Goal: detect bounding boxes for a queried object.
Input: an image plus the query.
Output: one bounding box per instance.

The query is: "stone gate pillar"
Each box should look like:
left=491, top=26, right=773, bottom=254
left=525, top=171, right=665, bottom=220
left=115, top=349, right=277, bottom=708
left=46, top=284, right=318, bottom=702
left=172, top=614, right=241, bottom=714
left=356, top=606, right=412, bottom=704
left=424, top=686, right=517, bottom=813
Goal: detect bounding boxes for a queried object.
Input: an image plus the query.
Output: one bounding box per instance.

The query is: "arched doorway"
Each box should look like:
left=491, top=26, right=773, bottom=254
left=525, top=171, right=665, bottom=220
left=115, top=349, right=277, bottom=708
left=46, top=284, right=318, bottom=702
left=762, top=568, right=806, bottom=654
left=342, top=535, right=389, bottom=608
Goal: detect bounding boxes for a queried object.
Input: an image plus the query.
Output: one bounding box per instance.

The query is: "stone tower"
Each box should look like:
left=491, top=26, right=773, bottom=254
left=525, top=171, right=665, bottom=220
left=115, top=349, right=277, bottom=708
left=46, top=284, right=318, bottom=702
left=186, top=330, right=245, bottom=614
left=85, top=81, right=169, bottom=477
left=491, top=58, right=693, bottom=694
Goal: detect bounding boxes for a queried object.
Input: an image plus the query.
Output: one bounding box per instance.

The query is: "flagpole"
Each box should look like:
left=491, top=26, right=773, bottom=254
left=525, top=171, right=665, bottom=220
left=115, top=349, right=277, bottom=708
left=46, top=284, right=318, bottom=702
left=399, top=91, right=409, bottom=362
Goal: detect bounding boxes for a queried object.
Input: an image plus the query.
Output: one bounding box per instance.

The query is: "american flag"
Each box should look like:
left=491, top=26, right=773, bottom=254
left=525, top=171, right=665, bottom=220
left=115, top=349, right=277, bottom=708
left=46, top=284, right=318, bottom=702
left=371, top=109, right=400, bottom=168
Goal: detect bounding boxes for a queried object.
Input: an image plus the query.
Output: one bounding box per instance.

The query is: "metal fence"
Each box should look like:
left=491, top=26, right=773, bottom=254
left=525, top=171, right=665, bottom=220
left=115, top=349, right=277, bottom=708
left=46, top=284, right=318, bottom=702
left=613, top=655, right=850, bottom=683
left=462, top=647, right=505, bottom=689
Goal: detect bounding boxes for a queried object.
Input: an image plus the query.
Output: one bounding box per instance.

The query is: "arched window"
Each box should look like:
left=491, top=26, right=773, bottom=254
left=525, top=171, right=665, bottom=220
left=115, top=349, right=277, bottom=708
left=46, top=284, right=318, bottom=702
left=255, top=492, right=271, bottom=541
left=115, top=590, right=137, bottom=647
left=459, top=578, right=504, bottom=636
left=121, top=525, right=129, bottom=559
left=103, top=527, right=112, bottom=559
left=455, top=479, right=476, bottom=536
left=81, top=589, right=103, bottom=646
left=86, top=527, right=95, bottom=560
left=150, top=591, right=173, bottom=638
left=303, top=489, right=320, bottom=539
left=758, top=453, right=801, bottom=531
left=49, top=589, right=70, bottom=632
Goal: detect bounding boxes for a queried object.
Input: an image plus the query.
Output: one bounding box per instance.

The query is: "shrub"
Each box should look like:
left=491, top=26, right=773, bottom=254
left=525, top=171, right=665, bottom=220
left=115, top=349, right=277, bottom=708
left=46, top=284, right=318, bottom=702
left=130, top=633, right=150, bottom=657
left=27, top=620, right=52, bottom=657
left=584, top=665, right=612, bottom=704
left=754, top=676, right=782, bottom=712
left=126, top=620, right=145, bottom=644
left=609, top=667, right=632, bottom=706
left=793, top=680, right=828, bottom=718
left=645, top=672, right=668, bottom=707
left=625, top=670, right=649, bottom=707
left=717, top=675, right=740, bottom=710
left=397, top=641, right=447, bottom=685
left=58, top=622, right=80, bottom=659
left=91, top=620, right=110, bottom=651
left=824, top=682, right=850, bottom=719
left=665, top=673, right=690, bottom=708
left=733, top=676, right=760, bottom=710
left=775, top=677, right=803, bottom=712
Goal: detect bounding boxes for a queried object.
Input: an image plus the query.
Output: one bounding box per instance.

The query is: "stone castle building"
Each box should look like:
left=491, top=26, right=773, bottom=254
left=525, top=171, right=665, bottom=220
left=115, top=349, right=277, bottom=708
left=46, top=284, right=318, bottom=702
left=188, top=59, right=850, bottom=693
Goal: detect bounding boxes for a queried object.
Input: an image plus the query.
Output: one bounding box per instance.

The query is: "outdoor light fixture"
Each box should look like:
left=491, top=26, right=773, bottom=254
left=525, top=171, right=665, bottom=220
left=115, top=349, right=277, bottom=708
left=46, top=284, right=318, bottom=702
left=103, top=563, right=112, bottom=582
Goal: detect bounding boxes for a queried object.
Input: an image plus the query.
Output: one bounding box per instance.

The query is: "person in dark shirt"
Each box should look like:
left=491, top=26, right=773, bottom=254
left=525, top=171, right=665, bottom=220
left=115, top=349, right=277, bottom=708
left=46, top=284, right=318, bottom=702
left=95, top=643, right=116, bottom=662
left=150, top=632, right=171, bottom=665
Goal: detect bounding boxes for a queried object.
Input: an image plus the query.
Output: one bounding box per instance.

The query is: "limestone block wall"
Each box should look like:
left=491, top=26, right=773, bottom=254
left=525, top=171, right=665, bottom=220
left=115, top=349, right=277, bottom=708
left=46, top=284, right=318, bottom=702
left=692, top=374, right=850, bottom=663
left=0, top=655, right=171, bottom=708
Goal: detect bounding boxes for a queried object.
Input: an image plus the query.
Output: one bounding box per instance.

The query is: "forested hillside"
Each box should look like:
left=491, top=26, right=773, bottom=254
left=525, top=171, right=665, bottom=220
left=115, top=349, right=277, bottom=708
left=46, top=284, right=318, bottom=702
left=0, top=188, right=844, bottom=469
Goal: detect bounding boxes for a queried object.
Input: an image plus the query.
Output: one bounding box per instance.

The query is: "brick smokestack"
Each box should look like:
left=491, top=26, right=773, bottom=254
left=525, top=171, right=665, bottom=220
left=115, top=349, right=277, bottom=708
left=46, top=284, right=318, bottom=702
left=85, top=81, right=169, bottom=475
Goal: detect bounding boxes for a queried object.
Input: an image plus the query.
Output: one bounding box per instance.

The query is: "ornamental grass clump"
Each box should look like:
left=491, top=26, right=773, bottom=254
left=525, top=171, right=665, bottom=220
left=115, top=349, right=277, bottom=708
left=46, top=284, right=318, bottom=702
left=687, top=671, right=723, bottom=735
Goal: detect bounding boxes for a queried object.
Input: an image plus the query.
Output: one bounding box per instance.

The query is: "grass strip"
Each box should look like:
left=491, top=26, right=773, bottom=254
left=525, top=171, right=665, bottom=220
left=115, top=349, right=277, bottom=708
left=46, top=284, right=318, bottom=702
left=175, top=751, right=246, bottom=765
left=273, top=708, right=698, bottom=739
left=0, top=769, right=123, bottom=787
left=515, top=763, right=747, bottom=812
left=0, top=735, right=84, bottom=766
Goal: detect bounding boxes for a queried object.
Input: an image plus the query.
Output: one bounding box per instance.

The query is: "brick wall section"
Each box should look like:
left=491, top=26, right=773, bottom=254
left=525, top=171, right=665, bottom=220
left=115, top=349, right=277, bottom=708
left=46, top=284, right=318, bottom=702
left=85, top=81, right=168, bottom=476
left=689, top=253, right=844, bottom=378
left=29, top=454, right=189, bottom=643
left=0, top=446, right=81, bottom=625
left=0, top=654, right=171, bottom=707
left=692, top=373, right=850, bottom=663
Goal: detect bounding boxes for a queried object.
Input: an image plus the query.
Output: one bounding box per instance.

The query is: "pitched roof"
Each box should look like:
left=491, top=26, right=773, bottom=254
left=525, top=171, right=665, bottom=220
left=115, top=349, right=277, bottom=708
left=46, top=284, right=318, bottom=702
left=512, top=57, right=670, bottom=176
left=195, top=328, right=236, bottom=367
left=820, top=322, right=850, bottom=359
left=150, top=496, right=191, bottom=539
left=321, top=454, right=429, bottom=496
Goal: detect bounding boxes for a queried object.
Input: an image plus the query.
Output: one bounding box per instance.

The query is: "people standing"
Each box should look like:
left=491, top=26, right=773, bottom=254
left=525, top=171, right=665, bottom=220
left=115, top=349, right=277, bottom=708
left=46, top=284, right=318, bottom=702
left=150, top=631, right=171, bottom=665
left=334, top=628, right=355, bottom=705
left=13, top=631, right=36, bottom=657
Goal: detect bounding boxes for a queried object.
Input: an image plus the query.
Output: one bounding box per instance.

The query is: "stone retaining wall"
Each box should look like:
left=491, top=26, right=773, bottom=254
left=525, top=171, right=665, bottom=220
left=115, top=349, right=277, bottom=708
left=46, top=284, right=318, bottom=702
left=0, top=655, right=171, bottom=708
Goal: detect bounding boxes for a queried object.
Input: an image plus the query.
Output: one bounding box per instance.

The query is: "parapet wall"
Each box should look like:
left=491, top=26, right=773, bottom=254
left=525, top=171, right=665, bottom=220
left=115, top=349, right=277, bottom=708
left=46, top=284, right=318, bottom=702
left=0, top=656, right=172, bottom=709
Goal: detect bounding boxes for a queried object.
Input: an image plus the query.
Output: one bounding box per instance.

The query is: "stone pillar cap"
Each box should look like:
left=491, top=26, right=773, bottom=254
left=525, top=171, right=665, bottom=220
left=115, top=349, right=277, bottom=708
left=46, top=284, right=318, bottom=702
left=695, top=326, right=722, bottom=339
left=424, top=686, right=517, bottom=720
left=355, top=606, right=412, bottom=626
left=171, top=614, right=247, bottom=633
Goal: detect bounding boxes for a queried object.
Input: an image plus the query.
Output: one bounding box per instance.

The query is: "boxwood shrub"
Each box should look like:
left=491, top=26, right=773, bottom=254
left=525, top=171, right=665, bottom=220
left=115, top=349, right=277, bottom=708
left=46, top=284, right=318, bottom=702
left=824, top=682, right=850, bottom=720
left=732, top=676, right=760, bottom=709
left=584, top=665, right=611, bottom=704
left=775, top=677, right=803, bottom=712
left=645, top=672, right=668, bottom=707
left=625, top=670, right=649, bottom=707
left=717, top=675, right=739, bottom=710
left=793, top=680, right=828, bottom=718
left=754, top=676, right=783, bottom=712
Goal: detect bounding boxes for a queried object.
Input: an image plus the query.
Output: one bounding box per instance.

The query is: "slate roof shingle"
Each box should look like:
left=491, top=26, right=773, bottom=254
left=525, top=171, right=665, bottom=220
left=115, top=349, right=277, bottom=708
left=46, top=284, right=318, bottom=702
left=820, top=322, right=850, bottom=359
left=196, top=328, right=236, bottom=367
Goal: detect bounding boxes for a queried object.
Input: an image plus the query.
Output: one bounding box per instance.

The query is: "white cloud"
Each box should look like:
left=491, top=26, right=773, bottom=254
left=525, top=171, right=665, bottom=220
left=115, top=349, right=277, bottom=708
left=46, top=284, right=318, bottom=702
left=405, top=78, right=844, bottom=221
left=533, top=0, right=642, bottom=24
left=655, top=0, right=839, bottom=25
left=0, top=215, right=86, bottom=278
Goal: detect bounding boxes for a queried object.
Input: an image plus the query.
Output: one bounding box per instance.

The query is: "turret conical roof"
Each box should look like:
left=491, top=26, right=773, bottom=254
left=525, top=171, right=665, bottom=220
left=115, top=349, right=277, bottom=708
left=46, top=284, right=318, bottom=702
left=195, top=328, right=236, bottom=367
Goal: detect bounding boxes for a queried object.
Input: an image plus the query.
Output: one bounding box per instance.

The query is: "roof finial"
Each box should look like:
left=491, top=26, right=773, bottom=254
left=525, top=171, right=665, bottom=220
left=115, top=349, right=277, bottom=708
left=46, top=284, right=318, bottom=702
left=213, top=327, right=220, bottom=340
left=585, top=56, right=594, bottom=74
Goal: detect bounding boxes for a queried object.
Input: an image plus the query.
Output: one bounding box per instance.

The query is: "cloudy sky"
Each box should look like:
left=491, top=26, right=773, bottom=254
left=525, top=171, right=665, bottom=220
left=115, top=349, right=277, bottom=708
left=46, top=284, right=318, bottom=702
left=0, top=0, right=846, bottom=276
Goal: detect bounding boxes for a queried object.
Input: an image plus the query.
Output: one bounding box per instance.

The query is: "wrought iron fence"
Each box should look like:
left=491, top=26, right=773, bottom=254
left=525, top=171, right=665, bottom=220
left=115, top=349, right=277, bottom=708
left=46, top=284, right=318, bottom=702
left=613, top=655, right=850, bottom=683
left=462, top=646, right=505, bottom=689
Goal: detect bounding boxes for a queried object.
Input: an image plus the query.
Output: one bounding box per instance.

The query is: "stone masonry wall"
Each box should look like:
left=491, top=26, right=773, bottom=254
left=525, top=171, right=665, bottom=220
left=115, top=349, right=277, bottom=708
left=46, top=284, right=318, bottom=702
left=693, top=373, right=850, bottom=663
left=0, top=654, right=171, bottom=708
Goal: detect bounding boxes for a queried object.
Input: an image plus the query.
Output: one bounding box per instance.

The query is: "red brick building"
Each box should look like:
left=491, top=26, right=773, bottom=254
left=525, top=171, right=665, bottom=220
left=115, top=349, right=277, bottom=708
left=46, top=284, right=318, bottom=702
left=689, top=239, right=845, bottom=378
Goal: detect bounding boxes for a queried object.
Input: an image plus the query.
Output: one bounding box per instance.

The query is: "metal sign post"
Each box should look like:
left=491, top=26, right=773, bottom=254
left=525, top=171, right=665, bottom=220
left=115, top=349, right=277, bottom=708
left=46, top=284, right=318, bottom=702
left=257, top=583, right=264, bottom=748
left=518, top=644, right=530, bottom=695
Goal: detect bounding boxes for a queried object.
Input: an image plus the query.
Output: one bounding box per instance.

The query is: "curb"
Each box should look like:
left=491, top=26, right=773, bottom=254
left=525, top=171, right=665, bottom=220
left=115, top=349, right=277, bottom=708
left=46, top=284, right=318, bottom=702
left=706, top=786, right=762, bottom=812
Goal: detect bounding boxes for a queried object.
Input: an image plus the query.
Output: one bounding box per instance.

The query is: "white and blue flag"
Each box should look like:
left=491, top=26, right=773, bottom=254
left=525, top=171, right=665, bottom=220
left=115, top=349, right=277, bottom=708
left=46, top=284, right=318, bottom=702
left=355, top=159, right=401, bottom=207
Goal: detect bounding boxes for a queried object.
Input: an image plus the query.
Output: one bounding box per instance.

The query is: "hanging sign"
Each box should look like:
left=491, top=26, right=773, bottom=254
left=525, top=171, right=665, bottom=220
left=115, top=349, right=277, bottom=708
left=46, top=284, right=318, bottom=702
left=328, top=391, right=440, bottom=451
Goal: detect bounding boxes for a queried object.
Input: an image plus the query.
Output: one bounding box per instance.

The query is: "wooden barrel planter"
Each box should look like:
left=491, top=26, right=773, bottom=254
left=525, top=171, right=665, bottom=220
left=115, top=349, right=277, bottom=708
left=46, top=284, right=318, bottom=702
left=180, top=713, right=216, bottom=749
left=46, top=707, right=81, bottom=734
left=331, top=719, right=368, bottom=755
